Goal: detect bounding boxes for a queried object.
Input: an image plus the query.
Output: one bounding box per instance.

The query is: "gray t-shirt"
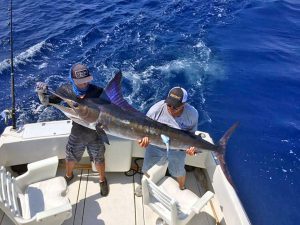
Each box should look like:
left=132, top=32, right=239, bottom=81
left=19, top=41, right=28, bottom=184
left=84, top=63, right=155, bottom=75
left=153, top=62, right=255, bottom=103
left=146, top=100, right=198, bottom=132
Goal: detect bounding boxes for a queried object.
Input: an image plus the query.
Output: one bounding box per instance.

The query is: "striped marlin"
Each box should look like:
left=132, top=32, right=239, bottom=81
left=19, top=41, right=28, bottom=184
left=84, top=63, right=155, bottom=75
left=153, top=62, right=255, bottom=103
left=48, top=71, right=239, bottom=183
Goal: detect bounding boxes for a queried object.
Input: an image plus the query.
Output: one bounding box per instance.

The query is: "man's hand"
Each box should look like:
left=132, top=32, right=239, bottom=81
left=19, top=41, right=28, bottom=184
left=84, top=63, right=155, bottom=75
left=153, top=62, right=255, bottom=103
left=186, top=146, right=196, bottom=156
left=36, top=82, right=48, bottom=93
left=138, top=137, right=150, bottom=148
left=36, top=82, right=49, bottom=106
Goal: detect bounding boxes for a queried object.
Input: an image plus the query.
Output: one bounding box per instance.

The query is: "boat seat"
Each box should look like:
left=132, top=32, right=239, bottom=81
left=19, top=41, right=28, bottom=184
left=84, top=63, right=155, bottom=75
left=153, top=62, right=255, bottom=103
left=0, top=156, right=72, bottom=225
left=142, top=159, right=214, bottom=225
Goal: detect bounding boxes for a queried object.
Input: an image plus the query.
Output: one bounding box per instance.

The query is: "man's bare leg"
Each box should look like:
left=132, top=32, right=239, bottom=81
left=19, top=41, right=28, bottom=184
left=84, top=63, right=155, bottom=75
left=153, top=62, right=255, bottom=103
left=95, top=162, right=106, bottom=182
left=177, top=176, right=186, bottom=190
left=65, top=160, right=76, bottom=177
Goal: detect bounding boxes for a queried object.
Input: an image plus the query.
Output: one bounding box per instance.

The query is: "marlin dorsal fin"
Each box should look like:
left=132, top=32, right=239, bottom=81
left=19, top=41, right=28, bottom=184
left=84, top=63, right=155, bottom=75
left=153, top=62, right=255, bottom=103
left=105, top=71, right=141, bottom=114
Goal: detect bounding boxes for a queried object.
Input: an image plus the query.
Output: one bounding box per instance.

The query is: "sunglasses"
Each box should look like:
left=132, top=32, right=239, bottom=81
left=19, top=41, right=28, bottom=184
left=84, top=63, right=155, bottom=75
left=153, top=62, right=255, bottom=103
left=167, top=104, right=183, bottom=111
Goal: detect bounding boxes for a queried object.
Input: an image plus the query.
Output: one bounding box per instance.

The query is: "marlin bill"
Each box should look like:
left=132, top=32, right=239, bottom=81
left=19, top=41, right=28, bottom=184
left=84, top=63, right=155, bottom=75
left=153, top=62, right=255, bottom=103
left=47, top=71, right=239, bottom=155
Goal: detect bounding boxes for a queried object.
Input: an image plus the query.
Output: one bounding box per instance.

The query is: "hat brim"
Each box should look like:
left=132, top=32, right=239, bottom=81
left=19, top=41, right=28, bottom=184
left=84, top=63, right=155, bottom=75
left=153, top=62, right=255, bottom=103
left=165, top=97, right=183, bottom=108
left=73, top=75, right=93, bottom=84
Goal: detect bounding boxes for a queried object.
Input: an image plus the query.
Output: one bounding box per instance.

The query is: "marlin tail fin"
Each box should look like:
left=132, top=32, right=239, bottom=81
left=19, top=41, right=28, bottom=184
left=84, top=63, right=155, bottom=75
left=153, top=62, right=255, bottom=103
left=216, top=121, right=240, bottom=186
left=218, top=121, right=240, bottom=152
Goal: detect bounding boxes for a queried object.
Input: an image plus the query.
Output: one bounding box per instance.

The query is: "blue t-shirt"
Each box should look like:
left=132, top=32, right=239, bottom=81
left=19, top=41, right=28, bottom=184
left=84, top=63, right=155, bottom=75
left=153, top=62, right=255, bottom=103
left=146, top=100, right=198, bottom=132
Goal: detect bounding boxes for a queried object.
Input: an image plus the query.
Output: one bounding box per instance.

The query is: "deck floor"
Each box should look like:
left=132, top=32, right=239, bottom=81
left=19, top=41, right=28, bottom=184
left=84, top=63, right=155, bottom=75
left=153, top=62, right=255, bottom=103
left=0, top=163, right=217, bottom=225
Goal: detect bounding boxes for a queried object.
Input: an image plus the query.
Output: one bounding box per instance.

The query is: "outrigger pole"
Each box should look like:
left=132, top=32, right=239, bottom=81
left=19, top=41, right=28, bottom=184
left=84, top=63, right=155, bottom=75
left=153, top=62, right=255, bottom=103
left=9, top=0, right=16, bottom=129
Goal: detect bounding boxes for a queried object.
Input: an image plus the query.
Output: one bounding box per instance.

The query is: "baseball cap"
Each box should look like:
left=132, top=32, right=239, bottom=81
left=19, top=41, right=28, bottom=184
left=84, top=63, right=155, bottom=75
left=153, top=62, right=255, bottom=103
left=71, top=64, right=93, bottom=84
left=165, top=87, right=188, bottom=108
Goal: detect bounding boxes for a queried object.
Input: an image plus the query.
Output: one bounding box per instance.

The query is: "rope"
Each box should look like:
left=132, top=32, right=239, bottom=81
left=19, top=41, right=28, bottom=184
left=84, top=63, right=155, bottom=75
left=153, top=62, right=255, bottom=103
left=124, top=158, right=144, bottom=176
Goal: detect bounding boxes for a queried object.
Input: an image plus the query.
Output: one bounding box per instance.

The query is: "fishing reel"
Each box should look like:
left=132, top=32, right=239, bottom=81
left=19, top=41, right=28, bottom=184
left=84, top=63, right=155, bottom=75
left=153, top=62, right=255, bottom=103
left=0, top=109, right=12, bottom=125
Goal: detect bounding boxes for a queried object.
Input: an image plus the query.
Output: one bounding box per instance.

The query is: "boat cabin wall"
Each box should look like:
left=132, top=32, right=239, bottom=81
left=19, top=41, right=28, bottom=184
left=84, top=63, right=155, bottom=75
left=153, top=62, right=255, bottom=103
left=0, top=120, right=209, bottom=171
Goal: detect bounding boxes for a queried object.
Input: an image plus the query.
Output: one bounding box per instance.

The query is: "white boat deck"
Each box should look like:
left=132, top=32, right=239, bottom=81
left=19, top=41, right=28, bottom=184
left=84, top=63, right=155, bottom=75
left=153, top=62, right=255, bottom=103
left=0, top=121, right=251, bottom=225
left=0, top=162, right=218, bottom=225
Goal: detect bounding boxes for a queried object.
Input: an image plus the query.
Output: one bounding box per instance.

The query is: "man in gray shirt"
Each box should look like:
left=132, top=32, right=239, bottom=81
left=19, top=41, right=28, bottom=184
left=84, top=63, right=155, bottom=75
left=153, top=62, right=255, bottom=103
left=138, top=87, right=198, bottom=191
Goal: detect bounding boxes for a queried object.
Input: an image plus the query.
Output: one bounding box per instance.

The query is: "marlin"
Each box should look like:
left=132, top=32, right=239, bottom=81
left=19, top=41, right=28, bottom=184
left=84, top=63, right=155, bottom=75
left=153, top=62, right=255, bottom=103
left=48, top=71, right=239, bottom=184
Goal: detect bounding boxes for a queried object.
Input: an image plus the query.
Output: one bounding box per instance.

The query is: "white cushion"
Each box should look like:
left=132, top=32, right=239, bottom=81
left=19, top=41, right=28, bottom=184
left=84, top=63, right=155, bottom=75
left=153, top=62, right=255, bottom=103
left=22, top=177, right=68, bottom=219
left=157, top=177, right=200, bottom=217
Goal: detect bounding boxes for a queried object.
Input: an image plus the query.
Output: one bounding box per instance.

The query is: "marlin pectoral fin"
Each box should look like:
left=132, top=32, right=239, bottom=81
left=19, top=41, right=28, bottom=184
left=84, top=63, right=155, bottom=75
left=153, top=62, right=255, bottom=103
left=160, top=134, right=170, bottom=145
left=96, top=123, right=110, bottom=145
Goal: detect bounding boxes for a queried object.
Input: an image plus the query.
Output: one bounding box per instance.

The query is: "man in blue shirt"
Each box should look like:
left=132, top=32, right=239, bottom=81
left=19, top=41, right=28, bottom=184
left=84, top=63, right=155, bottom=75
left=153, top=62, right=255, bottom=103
left=36, top=64, right=109, bottom=196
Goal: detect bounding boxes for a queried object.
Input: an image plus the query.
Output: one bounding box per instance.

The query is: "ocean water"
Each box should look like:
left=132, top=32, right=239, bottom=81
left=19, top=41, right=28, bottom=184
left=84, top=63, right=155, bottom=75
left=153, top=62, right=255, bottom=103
left=0, top=0, right=299, bottom=224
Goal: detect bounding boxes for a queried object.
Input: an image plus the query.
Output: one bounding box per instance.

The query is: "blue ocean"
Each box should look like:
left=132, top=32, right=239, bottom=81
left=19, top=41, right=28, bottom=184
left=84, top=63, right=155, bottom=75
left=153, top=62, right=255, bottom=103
left=0, top=0, right=299, bottom=224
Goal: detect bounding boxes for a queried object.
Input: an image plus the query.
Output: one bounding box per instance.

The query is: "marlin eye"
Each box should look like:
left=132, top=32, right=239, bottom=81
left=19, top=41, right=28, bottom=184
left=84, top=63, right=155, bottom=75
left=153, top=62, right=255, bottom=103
left=73, top=102, right=79, bottom=107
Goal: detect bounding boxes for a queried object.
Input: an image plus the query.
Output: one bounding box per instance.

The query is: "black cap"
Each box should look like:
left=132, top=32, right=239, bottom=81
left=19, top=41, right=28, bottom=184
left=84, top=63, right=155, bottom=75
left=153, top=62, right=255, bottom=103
left=165, top=87, right=188, bottom=108
left=71, top=64, right=93, bottom=84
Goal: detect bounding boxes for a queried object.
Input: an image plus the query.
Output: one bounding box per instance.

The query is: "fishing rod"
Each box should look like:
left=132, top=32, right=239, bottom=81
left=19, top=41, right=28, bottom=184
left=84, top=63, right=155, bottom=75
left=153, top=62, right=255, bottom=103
left=9, top=0, right=16, bottom=129
left=1, top=0, right=16, bottom=128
